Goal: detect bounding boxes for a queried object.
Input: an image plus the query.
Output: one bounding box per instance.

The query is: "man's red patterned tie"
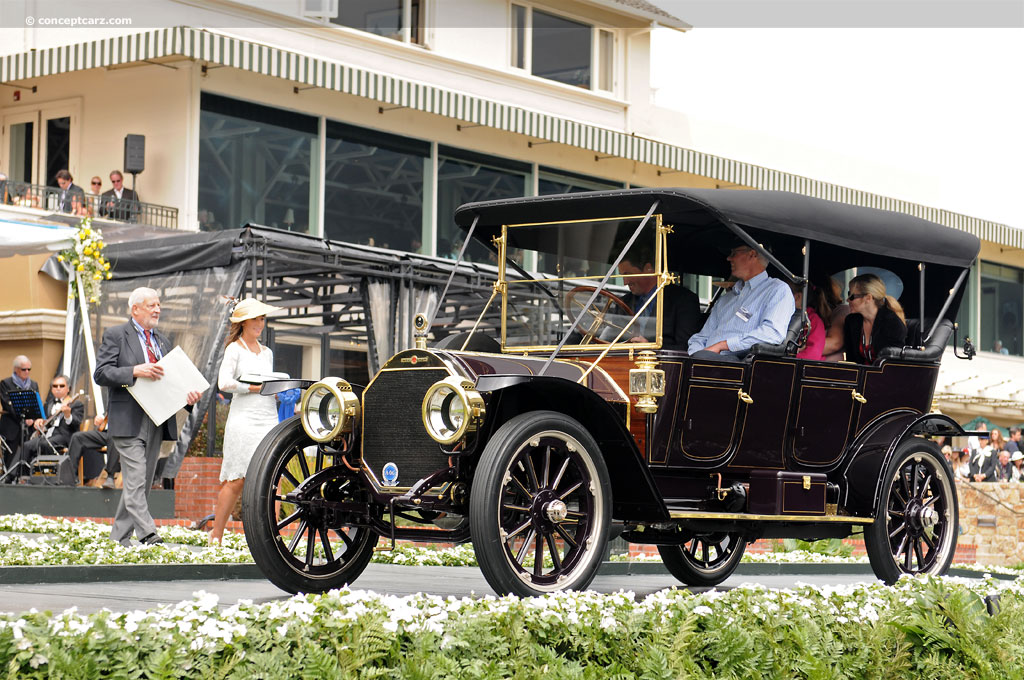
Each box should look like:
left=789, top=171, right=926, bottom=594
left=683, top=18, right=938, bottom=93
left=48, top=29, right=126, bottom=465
left=143, top=329, right=158, bottom=363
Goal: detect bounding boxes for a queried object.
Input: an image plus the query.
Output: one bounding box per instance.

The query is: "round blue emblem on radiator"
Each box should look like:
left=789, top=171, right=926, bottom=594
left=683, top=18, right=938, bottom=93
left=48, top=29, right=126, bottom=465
left=381, top=462, right=399, bottom=486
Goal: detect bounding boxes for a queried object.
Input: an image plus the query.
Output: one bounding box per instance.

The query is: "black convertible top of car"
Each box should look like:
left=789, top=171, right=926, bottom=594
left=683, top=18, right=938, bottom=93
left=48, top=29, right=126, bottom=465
left=453, top=188, right=980, bottom=272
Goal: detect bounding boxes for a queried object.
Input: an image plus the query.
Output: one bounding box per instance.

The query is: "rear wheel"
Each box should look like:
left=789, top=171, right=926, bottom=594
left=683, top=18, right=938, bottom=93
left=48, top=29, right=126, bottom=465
left=865, top=438, right=958, bottom=584
left=470, top=411, right=611, bottom=597
left=242, top=418, right=377, bottom=594
left=657, top=533, right=746, bottom=587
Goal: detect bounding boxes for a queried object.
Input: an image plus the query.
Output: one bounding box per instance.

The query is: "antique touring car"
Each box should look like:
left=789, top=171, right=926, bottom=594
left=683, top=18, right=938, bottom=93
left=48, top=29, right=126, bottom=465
left=243, top=188, right=981, bottom=597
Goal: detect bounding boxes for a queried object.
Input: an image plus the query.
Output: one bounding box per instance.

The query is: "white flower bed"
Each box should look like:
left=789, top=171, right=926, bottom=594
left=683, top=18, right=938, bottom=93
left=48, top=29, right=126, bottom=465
left=3, top=515, right=1021, bottom=577
left=0, top=515, right=250, bottom=566
left=1, top=575, right=1022, bottom=677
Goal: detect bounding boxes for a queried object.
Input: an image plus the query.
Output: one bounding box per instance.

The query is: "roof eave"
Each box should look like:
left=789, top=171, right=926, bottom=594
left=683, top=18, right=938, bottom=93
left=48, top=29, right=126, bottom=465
left=579, top=0, right=691, bottom=30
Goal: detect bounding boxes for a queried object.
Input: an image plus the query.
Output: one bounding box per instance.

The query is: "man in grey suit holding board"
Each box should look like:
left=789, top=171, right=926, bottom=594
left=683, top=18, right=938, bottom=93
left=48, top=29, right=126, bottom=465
left=94, top=287, right=203, bottom=546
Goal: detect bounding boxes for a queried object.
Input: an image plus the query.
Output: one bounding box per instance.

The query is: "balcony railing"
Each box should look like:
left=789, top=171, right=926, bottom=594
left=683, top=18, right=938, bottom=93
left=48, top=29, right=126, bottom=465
left=0, top=181, right=178, bottom=229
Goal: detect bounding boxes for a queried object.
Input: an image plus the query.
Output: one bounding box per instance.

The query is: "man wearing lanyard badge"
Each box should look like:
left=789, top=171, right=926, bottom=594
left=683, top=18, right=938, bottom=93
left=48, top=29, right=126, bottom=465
left=94, top=287, right=203, bottom=546
left=687, top=242, right=795, bottom=361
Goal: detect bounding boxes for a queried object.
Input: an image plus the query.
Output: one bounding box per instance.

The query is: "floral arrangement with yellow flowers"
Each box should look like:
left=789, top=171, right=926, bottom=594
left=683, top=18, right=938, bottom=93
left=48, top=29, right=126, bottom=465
left=57, top=216, right=112, bottom=303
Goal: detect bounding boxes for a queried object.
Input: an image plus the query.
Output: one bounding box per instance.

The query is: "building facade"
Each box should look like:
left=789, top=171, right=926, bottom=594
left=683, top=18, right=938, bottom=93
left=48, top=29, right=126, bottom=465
left=1, top=0, right=1022, bottom=428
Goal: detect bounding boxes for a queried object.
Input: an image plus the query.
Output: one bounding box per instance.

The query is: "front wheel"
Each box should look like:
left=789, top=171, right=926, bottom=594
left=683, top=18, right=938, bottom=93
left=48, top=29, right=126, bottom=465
left=469, top=411, right=612, bottom=597
left=242, top=418, right=378, bottom=594
left=657, top=533, right=746, bottom=587
left=865, top=438, right=958, bottom=584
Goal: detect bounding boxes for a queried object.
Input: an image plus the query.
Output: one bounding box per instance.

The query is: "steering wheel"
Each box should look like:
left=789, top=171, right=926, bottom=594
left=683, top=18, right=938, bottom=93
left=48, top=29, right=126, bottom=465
left=564, top=286, right=634, bottom=344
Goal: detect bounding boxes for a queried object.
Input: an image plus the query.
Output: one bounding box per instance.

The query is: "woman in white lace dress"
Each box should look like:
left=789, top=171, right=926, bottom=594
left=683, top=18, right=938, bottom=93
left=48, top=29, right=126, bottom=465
left=210, top=298, right=281, bottom=544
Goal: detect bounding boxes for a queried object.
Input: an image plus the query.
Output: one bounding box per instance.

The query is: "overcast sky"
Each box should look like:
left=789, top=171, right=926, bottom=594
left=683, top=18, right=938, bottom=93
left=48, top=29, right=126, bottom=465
left=650, top=27, right=1024, bottom=229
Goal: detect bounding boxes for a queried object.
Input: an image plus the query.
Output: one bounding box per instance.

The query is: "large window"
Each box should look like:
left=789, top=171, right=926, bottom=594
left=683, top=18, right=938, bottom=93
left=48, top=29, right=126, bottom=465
left=329, top=0, right=423, bottom=44
left=323, top=121, right=427, bottom=250
left=511, top=4, right=614, bottom=92
left=538, top=168, right=622, bottom=196
left=436, top=148, right=528, bottom=262
left=199, top=93, right=317, bottom=233
left=980, top=261, right=1023, bottom=356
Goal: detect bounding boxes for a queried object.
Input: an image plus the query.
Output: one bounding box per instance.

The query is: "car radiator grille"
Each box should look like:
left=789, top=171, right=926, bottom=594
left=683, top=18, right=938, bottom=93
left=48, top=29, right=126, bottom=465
left=361, top=367, right=451, bottom=489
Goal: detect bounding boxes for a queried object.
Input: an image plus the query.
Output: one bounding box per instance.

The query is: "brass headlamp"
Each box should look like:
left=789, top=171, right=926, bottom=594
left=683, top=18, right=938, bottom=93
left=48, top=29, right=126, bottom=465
left=300, top=377, right=360, bottom=442
left=629, top=351, right=665, bottom=414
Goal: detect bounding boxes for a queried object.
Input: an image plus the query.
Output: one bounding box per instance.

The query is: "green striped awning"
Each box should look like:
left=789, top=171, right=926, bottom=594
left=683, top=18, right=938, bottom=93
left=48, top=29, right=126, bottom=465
left=3, top=26, right=1020, bottom=250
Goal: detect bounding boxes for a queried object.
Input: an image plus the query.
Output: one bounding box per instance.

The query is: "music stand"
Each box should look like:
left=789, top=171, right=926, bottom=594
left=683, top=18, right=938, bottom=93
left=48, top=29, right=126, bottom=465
left=0, top=389, right=44, bottom=483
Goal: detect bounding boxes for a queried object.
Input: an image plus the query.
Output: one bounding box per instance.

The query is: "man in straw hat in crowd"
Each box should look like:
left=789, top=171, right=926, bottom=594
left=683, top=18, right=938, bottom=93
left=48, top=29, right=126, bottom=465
left=94, top=287, right=203, bottom=546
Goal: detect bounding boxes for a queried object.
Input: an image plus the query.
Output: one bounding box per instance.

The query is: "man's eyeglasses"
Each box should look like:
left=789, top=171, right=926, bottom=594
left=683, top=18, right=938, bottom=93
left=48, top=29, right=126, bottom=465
left=15, top=366, right=31, bottom=372
left=91, top=181, right=102, bottom=185
left=111, top=178, right=123, bottom=184
left=847, top=293, right=868, bottom=302
left=51, top=384, right=66, bottom=389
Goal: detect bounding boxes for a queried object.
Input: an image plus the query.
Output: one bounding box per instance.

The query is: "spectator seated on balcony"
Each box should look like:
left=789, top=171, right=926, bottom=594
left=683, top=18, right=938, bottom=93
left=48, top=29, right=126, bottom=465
left=99, top=170, right=139, bottom=221
left=0, top=172, right=10, bottom=204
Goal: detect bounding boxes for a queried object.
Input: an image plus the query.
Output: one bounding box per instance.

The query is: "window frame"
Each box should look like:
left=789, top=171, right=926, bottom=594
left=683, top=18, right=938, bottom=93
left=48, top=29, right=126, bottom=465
left=509, top=2, right=616, bottom=94
left=308, top=0, right=427, bottom=46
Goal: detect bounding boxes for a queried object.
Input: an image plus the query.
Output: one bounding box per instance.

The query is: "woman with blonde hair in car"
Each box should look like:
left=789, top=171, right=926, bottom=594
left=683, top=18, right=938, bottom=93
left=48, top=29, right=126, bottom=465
left=839, top=273, right=907, bottom=365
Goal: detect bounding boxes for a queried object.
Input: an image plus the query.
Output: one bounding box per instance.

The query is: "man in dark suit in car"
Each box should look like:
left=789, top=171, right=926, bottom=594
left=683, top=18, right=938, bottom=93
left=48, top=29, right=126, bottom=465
left=616, top=242, right=701, bottom=351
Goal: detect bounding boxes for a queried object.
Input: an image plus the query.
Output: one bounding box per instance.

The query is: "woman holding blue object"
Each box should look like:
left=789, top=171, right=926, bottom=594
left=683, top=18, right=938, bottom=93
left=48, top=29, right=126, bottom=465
left=210, top=298, right=281, bottom=545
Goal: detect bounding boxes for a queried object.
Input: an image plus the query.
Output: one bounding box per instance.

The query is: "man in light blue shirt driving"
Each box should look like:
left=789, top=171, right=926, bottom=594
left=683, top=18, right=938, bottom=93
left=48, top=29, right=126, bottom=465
left=688, top=243, right=795, bottom=361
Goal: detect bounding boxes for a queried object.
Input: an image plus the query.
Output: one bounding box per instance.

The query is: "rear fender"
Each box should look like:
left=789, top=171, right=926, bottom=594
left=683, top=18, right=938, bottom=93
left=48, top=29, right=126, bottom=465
left=842, top=411, right=964, bottom=515
left=475, top=375, right=669, bottom=521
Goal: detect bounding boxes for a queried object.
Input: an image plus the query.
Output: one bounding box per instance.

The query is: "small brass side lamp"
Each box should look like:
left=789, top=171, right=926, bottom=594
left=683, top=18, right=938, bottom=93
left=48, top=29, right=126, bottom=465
left=413, top=313, right=429, bottom=350
left=629, top=350, right=665, bottom=414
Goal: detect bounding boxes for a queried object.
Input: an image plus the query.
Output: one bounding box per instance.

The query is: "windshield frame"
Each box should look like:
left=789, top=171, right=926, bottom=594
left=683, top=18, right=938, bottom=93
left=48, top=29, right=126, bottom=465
left=497, top=213, right=668, bottom=354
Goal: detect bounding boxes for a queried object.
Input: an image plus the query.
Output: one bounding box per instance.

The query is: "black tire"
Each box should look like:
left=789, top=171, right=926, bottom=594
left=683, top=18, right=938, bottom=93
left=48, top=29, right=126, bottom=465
left=657, top=533, right=746, bottom=587
left=469, top=411, right=611, bottom=597
left=865, top=438, right=958, bottom=585
left=242, top=418, right=377, bottom=594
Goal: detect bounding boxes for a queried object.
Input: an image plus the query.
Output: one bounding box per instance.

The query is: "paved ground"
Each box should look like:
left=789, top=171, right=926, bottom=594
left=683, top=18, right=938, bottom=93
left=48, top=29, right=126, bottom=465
left=0, top=563, right=890, bottom=616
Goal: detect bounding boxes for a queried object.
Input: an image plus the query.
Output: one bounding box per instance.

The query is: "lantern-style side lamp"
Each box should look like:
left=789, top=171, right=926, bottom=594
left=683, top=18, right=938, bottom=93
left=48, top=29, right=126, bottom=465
left=629, top=350, right=665, bottom=414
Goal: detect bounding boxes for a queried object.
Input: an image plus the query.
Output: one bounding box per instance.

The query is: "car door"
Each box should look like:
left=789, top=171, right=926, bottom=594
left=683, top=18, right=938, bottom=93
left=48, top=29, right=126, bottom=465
left=666, top=360, right=748, bottom=468
left=788, top=363, right=863, bottom=467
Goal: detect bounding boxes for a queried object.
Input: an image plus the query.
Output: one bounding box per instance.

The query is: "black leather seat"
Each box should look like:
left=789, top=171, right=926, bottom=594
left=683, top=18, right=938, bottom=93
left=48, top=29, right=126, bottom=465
left=748, top=310, right=808, bottom=358
left=877, top=318, right=953, bottom=362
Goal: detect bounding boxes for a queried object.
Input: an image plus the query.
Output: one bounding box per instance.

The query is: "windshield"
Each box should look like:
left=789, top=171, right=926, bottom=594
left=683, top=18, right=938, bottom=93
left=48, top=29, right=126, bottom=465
left=500, top=215, right=663, bottom=351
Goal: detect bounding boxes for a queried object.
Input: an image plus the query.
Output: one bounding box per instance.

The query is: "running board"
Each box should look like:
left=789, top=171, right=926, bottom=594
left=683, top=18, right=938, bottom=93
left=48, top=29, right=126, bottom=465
left=668, top=510, right=873, bottom=524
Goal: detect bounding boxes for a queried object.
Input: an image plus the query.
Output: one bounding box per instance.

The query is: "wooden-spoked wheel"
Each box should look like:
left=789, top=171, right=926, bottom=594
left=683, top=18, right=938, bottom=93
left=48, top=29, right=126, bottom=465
left=564, top=286, right=633, bottom=344
left=865, top=438, right=958, bottom=584
left=242, top=418, right=377, bottom=594
left=657, top=532, right=747, bottom=587
left=469, top=411, right=611, bottom=597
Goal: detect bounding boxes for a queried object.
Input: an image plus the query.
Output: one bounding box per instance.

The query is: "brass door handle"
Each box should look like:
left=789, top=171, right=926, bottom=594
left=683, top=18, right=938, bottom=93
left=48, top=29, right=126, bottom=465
left=851, top=390, right=867, bottom=404
left=737, top=390, right=753, bottom=404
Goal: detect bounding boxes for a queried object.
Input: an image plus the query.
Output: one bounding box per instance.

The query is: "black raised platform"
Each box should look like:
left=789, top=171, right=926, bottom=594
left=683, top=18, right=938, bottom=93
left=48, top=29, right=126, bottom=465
left=0, top=485, right=175, bottom=518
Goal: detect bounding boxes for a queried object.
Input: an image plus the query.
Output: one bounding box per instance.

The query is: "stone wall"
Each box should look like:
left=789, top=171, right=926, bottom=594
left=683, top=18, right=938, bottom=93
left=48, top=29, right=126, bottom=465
left=957, top=480, right=1024, bottom=567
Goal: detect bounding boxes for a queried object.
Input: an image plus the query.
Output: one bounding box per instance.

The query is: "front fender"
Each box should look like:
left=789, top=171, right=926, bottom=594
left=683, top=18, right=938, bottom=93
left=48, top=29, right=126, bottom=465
left=476, top=375, right=669, bottom=522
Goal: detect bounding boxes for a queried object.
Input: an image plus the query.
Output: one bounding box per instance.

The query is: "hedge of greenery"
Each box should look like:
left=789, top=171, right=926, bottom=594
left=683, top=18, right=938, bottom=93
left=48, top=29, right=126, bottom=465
left=1, top=576, right=1022, bottom=679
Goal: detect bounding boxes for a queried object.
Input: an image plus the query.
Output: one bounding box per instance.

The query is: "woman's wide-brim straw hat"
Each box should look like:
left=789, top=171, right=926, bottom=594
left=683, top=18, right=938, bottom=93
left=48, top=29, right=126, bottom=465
left=230, top=298, right=281, bottom=324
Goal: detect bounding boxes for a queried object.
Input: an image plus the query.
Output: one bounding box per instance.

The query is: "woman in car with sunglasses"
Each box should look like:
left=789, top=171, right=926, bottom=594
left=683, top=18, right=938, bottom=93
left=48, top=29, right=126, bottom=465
left=840, top=273, right=907, bottom=364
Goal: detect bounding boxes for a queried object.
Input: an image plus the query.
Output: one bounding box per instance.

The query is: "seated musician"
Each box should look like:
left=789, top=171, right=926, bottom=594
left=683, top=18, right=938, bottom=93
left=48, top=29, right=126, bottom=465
left=687, top=242, right=794, bottom=361
left=9, top=375, right=84, bottom=476
left=58, top=413, right=121, bottom=487
left=615, top=242, right=701, bottom=351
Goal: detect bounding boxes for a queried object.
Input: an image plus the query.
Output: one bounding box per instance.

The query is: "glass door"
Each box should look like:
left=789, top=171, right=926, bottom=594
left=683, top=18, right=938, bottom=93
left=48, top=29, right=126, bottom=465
left=2, top=110, right=39, bottom=185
